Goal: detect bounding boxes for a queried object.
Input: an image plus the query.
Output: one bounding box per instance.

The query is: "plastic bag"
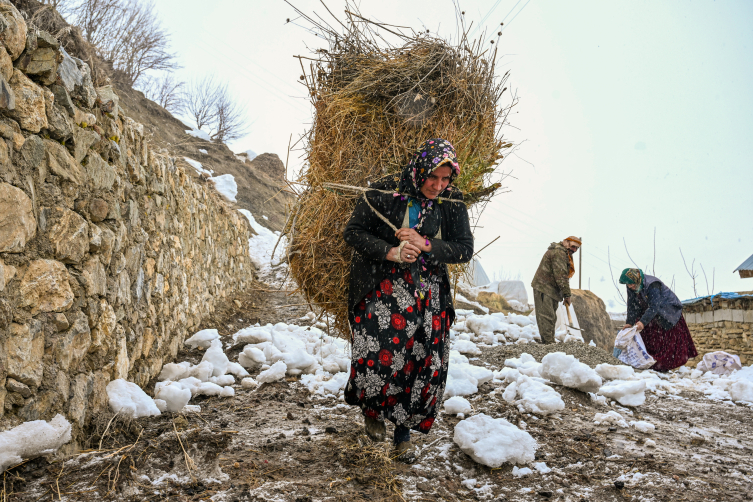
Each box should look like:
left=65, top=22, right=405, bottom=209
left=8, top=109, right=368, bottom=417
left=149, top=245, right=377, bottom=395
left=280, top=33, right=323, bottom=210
left=696, top=351, right=742, bottom=376
left=613, top=327, right=656, bottom=370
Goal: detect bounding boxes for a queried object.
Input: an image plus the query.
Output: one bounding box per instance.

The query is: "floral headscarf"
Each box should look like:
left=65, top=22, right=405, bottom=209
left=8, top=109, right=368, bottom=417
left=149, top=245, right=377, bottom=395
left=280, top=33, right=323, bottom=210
left=619, top=268, right=645, bottom=293
left=394, top=138, right=460, bottom=234
left=399, top=138, right=460, bottom=197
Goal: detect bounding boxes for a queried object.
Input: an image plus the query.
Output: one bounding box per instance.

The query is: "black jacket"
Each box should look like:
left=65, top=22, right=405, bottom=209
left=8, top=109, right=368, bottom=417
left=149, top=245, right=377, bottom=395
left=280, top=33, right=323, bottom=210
left=626, top=275, right=683, bottom=330
left=343, top=177, right=474, bottom=327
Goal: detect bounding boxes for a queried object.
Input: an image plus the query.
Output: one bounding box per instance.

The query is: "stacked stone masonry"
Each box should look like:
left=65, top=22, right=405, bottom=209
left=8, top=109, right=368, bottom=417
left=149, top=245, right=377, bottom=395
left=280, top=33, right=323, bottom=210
left=0, top=1, right=254, bottom=434
left=683, top=296, right=753, bottom=366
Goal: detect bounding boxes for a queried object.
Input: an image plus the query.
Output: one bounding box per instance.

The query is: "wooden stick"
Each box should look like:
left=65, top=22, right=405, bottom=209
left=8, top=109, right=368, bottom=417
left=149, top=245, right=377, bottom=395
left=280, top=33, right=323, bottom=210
left=472, top=235, right=500, bottom=257
left=173, top=420, right=196, bottom=482
left=98, top=413, right=118, bottom=451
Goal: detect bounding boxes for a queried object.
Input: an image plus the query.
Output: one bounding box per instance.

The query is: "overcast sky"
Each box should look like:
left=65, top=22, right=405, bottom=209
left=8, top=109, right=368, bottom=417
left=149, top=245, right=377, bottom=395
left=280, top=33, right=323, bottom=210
left=152, top=0, right=753, bottom=310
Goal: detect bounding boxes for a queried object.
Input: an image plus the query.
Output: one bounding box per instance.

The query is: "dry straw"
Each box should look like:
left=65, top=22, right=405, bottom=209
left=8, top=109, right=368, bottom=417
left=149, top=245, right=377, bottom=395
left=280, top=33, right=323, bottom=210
left=284, top=2, right=515, bottom=338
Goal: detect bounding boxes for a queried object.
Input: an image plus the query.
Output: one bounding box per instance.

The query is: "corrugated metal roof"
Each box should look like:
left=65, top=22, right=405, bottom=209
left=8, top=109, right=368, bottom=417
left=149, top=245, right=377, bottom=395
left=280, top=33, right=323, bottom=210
left=734, top=253, right=753, bottom=272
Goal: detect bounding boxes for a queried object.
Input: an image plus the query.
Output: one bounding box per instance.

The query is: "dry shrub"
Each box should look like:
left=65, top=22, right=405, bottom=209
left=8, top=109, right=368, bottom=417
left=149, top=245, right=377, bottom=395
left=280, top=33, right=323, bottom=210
left=286, top=5, right=515, bottom=337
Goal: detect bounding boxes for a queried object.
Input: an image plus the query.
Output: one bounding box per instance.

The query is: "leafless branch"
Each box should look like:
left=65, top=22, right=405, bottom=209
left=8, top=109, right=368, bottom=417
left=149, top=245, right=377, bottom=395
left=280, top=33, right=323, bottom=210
left=679, top=248, right=699, bottom=298
left=139, top=73, right=185, bottom=114
left=62, top=0, right=179, bottom=86
left=180, top=76, right=250, bottom=144
left=608, top=246, right=626, bottom=306
left=623, top=237, right=640, bottom=270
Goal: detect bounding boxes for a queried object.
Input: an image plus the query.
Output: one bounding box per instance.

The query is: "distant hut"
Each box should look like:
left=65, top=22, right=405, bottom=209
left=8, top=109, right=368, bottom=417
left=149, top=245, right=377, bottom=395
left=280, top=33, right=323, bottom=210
left=734, top=253, right=753, bottom=279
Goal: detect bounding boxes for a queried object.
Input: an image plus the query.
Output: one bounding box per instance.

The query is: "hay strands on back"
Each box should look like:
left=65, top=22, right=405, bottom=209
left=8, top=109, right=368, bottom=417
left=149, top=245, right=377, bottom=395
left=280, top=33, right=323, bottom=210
left=285, top=2, right=516, bottom=338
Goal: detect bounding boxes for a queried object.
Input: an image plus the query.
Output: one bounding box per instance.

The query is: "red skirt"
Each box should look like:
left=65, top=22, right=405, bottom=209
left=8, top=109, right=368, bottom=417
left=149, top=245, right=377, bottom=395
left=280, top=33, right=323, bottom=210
left=641, top=316, right=698, bottom=371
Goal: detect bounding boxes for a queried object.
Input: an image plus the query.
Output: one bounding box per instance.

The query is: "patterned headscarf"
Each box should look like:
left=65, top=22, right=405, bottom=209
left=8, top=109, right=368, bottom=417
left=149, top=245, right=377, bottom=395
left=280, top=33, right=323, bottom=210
left=395, top=138, right=460, bottom=233
left=619, top=268, right=645, bottom=293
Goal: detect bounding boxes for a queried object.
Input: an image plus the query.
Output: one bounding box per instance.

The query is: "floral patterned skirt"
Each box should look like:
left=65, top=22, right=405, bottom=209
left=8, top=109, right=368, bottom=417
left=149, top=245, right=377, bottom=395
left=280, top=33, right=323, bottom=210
left=344, top=264, right=452, bottom=434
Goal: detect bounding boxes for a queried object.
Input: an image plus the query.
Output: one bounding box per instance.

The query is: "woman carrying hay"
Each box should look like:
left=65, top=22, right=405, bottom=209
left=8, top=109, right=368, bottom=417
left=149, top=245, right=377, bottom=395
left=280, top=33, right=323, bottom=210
left=343, top=138, right=473, bottom=460
left=619, top=268, right=698, bottom=371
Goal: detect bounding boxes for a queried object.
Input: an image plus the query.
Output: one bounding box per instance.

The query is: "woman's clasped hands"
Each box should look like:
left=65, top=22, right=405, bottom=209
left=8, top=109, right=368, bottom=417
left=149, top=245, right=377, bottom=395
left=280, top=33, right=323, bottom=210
left=388, top=228, right=432, bottom=264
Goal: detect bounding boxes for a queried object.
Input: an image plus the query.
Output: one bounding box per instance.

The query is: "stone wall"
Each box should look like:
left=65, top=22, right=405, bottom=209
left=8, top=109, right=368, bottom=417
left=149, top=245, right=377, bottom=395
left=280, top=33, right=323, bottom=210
left=683, top=296, right=753, bottom=366
left=0, top=2, right=255, bottom=434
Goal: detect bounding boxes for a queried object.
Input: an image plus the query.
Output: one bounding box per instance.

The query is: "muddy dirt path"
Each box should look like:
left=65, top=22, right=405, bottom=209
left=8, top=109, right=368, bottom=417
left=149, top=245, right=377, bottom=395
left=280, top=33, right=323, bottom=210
left=4, top=283, right=753, bottom=501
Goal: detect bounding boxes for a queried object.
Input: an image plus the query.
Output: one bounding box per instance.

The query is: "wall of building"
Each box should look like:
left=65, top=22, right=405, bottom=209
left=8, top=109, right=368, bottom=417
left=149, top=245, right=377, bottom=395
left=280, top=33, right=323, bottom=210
left=683, top=297, right=753, bottom=366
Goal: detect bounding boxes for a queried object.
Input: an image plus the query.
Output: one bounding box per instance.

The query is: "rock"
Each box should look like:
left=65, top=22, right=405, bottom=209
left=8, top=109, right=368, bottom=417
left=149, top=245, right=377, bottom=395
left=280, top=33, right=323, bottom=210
left=20, top=132, right=44, bottom=174
left=570, top=289, right=616, bottom=351
left=81, top=255, right=106, bottom=296
left=0, top=46, right=12, bottom=81
left=50, top=84, right=74, bottom=117
left=14, top=43, right=59, bottom=86
left=45, top=97, right=73, bottom=141
left=70, top=56, right=96, bottom=108
left=51, top=312, right=69, bottom=331
left=89, top=224, right=115, bottom=264
left=44, top=206, right=89, bottom=263
left=0, top=297, right=11, bottom=329
left=0, top=72, right=13, bottom=109
left=83, top=152, right=116, bottom=191
left=19, top=259, right=74, bottom=313
left=68, top=125, right=100, bottom=163
left=57, top=47, right=81, bottom=93
left=44, top=138, right=85, bottom=185
left=0, top=257, right=4, bottom=291
left=5, top=377, right=31, bottom=398
left=95, top=85, right=119, bottom=120
left=0, top=116, right=23, bottom=149
left=35, top=30, right=59, bottom=50
left=0, top=182, right=36, bottom=252
left=0, top=1, right=27, bottom=59
left=54, top=311, right=91, bottom=371
left=7, top=69, right=47, bottom=132
left=73, top=106, right=96, bottom=127
left=248, top=153, right=286, bottom=181
left=7, top=321, right=44, bottom=387
left=89, top=197, right=109, bottom=222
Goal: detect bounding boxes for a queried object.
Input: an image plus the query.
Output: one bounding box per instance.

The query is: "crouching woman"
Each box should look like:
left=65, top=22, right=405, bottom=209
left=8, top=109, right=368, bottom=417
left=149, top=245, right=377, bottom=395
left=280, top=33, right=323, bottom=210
left=619, top=268, right=698, bottom=371
left=343, top=139, right=473, bottom=460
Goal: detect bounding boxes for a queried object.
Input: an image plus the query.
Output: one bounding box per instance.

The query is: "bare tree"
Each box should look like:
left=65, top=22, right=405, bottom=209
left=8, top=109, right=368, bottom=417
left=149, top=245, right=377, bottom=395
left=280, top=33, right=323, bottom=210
left=181, top=76, right=250, bottom=143
left=608, top=246, right=627, bottom=306
left=679, top=248, right=699, bottom=298
left=700, top=264, right=715, bottom=297
left=213, top=87, right=250, bottom=143
left=61, top=0, right=178, bottom=86
left=139, top=73, right=185, bottom=114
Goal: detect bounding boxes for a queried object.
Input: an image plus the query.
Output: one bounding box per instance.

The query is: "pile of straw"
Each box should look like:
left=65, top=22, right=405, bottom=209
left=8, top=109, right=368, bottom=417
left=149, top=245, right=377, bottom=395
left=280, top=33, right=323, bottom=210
left=285, top=5, right=514, bottom=337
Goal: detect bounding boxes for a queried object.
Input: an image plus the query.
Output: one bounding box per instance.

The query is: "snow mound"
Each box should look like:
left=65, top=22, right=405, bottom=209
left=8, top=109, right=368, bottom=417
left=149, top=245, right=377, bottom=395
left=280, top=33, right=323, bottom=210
left=729, top=380, right=753, bottom=403
left=453, top=413, right=538, bottom=467
left=186, top=128, right=211, bottom=141
left=234, top=326, right=273, bottom=344
left=444, top=396, right=472, bottom=415
left=503, top=374, right=565, bottom=416
left=106, top=379, right=161, bottom=418
left=183, top=157, right=212, bottom=176
left=0, top=414, right=72, bottom=472
left=209, top=174, right=238, bottom=202
left=301, top=372, right=349, bottom=396
left=453, top=339, right=481, bottom=356
left=598, top=379, right=647, bottom=407
left=185, top=329, right=220, bottom=349
left=512, top=466, right=533, bottom=477
left=154, top=381, right=191, bottom=412
left=595, top=363, right=635, bottom=381
left=202, top=339, right=230, bottom=377
left=258, top=361, right=287, bottom=384
left=594, top=411, right=628, bottom=428
left=540, top=352, right=602, bottom=393
left=630, top=420, right=656, bottom=433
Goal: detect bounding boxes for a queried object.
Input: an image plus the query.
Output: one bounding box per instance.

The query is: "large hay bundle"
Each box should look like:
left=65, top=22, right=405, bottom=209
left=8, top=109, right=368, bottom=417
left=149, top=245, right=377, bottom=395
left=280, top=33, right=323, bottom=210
left=286, top=7, right=514, bottom=337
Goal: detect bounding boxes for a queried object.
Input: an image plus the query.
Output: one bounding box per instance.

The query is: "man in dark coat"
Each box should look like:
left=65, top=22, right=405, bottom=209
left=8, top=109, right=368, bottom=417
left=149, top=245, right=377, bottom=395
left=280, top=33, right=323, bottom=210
left=531, top=237, right=581, bottom=344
